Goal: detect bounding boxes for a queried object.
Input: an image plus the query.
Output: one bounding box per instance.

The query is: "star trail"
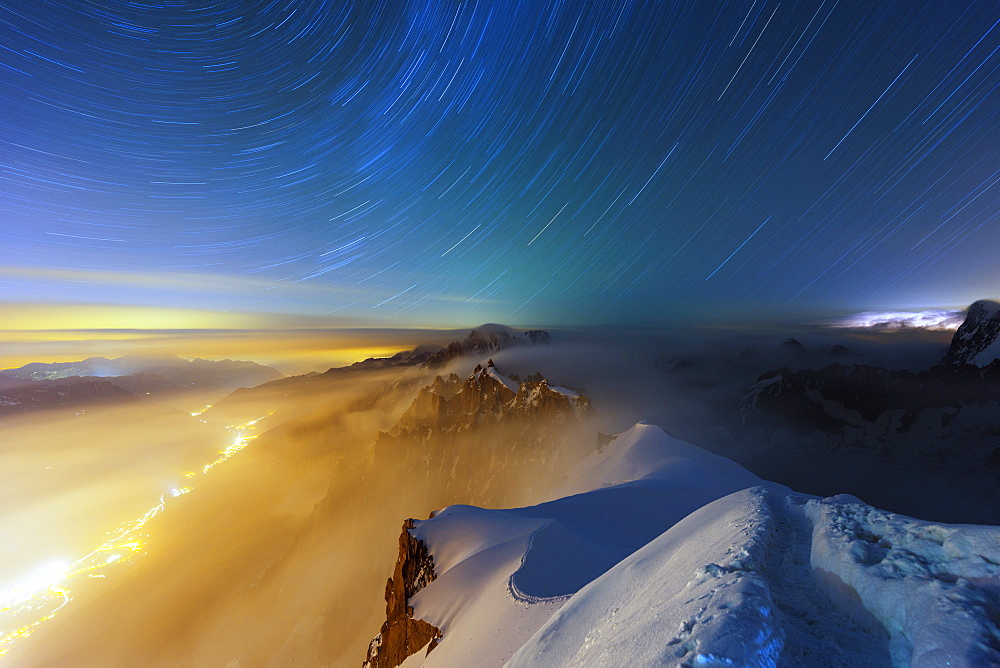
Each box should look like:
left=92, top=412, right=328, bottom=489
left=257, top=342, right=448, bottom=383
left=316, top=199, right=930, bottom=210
left=1, top=0, right=997, bottom=326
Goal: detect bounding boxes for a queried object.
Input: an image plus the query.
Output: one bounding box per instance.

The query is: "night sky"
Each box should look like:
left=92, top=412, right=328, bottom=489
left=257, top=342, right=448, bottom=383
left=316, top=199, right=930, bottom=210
left=2, top=1, right=998, bottom=327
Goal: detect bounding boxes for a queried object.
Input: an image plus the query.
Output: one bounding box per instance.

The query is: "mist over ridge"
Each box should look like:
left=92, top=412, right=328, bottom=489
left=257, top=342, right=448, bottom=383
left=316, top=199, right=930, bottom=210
left=1, top=303, right=998, bottom=665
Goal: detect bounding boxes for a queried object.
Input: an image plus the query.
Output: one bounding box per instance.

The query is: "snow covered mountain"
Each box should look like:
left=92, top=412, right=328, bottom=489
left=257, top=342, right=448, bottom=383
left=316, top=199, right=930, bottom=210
left=421, top=326, right=550, bottom=368
left=384, top=360, right=588, bottom=439
left=942, top=299, right=1000, bottom=366
left=364, top=424, right=1000, bottom=668
left=324, top=325, right=550, bottom=372
left=0, top=354, right=284, bottom=413
left=9, top=321, right=1000, bottom=667
left=0, top=353, right=282, bottom=388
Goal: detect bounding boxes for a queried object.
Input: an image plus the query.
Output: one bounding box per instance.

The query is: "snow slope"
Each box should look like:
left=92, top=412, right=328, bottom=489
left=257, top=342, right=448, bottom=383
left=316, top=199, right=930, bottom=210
left=807, top=496, right=1000, bottom=667
left=509, top=489, right=892, bottom=667
left=517, top=490, right=1000, bottom=667
left=394, top=423, right=1000, bottom=667
left=400, top=423, right=781, bottom=666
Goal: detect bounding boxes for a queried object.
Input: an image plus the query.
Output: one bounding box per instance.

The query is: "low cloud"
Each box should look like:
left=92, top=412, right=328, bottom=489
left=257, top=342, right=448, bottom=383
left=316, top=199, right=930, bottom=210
left=824, top=309, right=965, bottom=331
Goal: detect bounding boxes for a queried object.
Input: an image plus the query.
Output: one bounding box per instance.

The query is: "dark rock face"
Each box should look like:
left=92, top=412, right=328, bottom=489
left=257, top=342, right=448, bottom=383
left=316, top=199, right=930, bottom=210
left=523, top=330, right=551, bottom=346
left=360, top=366, right=589, bottom=666
left=362, top=521, right=441, bottom=668
left=943, top=300, right=1000, bottom=366
left=384, top=364, right=589, bottom=442
left=372, top=364, right=590, bottom=509
left=218, top=327, right=550, bottom=417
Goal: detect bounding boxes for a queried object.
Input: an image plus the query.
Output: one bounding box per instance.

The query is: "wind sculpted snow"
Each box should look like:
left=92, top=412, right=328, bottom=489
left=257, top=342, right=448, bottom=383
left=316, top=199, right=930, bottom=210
left=395, top=423, right=787, bottom=666
left=393, top=423, right=1000, bottom=667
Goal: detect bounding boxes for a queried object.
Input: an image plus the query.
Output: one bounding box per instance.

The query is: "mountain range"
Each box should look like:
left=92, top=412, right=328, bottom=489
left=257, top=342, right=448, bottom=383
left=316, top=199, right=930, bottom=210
left=0, top=354, right=282, bottom=416
left=4, top=305, right=1000, bottom=666
left=734, top=302, right=1000, bottom=524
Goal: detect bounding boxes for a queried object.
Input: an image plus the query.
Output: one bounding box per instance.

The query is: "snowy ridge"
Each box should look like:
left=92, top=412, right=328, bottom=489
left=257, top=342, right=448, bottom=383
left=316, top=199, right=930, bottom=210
left=394, top=424, right=780, bottom=666
left=483, top=366, right=519, bottom=395
left=507, top=488, right=789, bottom=668
left=806, top=496, right=1000, bottom=667
left=389, top=423, right=1000, bottom=667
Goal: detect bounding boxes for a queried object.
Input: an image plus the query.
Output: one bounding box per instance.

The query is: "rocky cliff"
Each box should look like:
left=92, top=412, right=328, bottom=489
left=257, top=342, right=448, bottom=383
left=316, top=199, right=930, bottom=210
left=388, top=361, right=589, bottom=438
left=372, top=362, right=590, bottom=505
left=362, top=520, right=441, bottom=668
left=213, top=326, right=550, bottom=418
left=942, top=299, right=1000, bottom=366
left=328, top=326, right=550, bottom=373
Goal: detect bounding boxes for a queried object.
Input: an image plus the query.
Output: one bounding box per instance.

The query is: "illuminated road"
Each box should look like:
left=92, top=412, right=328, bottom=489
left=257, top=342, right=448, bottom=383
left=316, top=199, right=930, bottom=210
left=0, top=412, right=272, bottom=656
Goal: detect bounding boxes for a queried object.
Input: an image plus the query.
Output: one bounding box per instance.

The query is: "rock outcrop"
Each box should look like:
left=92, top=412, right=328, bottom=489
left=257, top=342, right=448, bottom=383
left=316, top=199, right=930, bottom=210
left=781, top=337, right=808, bottom=356
left=362, top=520, right=441, bottom=668
left=211, top=326, right=551, bottom=421
left=372, top=363, right=590, bottom=505
left=943, top=300, right=1000, bottom=366
left=384, top=362, right=589, bottom=441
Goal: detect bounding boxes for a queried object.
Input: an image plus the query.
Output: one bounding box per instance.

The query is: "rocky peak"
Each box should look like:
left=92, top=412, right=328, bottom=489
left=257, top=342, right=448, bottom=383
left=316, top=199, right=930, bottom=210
left=362, top=520, right=440, bottom=668
left=943, top=300, right=1000, bottom=366
left=388, top=364, right=588, bottom=440
left=464, top=329, right=512, bottom=354
left=429, top=373, right=460, bottom=399
left=510, top=377, right=591, bottom=419
left=523, top=330, right=550, bottom=345
left=740, top=370, right=792, bottom=421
